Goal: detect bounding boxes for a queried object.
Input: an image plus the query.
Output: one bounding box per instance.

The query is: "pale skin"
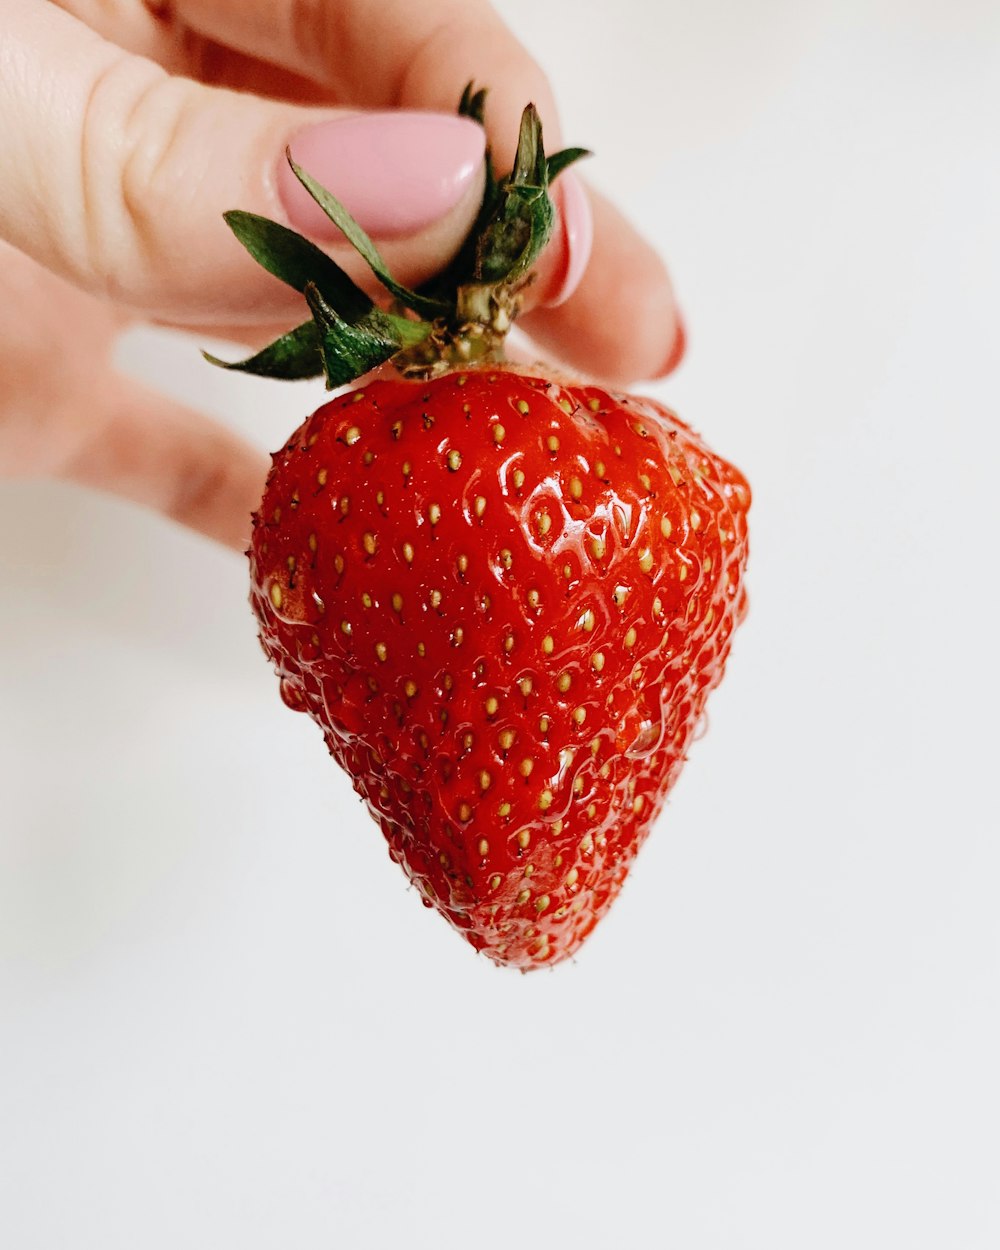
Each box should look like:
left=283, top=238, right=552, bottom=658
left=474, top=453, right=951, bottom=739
left=0, top=0, right=683, bottom=551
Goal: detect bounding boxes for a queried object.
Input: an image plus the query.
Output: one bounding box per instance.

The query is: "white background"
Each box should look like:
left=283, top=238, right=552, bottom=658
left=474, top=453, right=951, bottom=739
left=2, top=1, right=999, bottom=1245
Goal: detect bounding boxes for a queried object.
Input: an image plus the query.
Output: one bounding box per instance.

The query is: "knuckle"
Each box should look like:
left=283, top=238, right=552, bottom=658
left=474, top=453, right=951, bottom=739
left=167, top=455, right=236, bottom=531
left=77, top=52, right=181, bottom=301
left=395, top=14, right=464, bottom=106
left=165, top=440, right=259, bottom=548
left=398, top=12, right=557, bottom=148
left=287, top=0, right=352, bottom=92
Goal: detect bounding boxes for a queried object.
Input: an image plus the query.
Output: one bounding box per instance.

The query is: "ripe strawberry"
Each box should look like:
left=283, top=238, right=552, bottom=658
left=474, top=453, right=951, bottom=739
left=210, top=88, right=750, bottom=969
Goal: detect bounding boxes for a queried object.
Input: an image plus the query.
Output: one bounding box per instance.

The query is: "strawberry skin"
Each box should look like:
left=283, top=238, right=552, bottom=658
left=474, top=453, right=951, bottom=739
left=249, top=365, right=750, bottom=969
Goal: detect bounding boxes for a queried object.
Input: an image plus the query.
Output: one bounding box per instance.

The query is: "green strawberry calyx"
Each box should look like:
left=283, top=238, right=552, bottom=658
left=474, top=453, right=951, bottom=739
left=204, top=85, right=589, bottom=387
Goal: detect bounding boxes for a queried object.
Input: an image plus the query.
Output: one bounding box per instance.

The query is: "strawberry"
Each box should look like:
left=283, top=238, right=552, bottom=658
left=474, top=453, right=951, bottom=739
left=210, top=88, right=750, bottom=969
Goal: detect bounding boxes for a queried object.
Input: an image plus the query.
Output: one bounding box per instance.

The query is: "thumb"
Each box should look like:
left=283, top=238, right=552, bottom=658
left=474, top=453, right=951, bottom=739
left=0, top=2, right=486, bottom=325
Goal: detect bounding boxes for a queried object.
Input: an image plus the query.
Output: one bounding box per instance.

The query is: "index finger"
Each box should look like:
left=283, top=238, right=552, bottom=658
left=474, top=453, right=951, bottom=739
left=156, top=0, right=562, bottom=167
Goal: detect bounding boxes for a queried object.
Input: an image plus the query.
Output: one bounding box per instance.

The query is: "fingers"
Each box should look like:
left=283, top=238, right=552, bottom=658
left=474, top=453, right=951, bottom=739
left=150, top=0, right=578, bottom=298
left=158, top=0, right=561, bottom=151
left=519, top=186, right=686, bottom=384
left=61, top=0, right=560, bottom=169
left=59, top=371, right=268, bottom=551
left=0, top=2, right=486, bottom=323
left=5, top=0, right=681, bottom=385
left=48, top=0, right=339, bottom=103
left=0, top=234, right=263, bottom=549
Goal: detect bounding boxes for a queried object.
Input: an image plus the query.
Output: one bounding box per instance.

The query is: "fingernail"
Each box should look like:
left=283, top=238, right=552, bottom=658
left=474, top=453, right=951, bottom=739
left=278, top=113, right=485, bottom=240
left=544, top=171, right=595, bottom=307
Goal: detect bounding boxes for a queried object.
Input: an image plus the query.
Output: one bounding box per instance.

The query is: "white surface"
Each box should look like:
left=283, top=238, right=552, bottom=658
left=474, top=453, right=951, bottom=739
left=2, top=2, right=999, bottom=1246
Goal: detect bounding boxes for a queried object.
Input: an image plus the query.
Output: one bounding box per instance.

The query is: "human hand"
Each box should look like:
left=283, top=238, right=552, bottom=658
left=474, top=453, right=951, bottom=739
left=0, top=0, right=683, bottom=550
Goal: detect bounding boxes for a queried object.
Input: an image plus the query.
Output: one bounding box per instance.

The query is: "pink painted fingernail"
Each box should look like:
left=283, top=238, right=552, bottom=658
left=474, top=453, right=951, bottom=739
left=277, top=112, right=485, bottom=240
left=544, top=171, right=594, bottom=307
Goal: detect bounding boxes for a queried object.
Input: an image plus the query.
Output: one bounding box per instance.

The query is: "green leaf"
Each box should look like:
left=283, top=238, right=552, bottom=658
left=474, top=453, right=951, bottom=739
left=510, top=105, right=547, bottom=189
left=415, top=86, right=501, bottom=306
left=465, top=103, right=562, bottom=285
left=458, top=81, right=489, bottom=125
left=209, top=88, right=593, bottom=386
left=286, top=155, right=450, bottom=320
left=202, top=320, right=323, bottom=380
left=304, top=284, right=403, bottom=388
left=382, top=311, right=435, bottom=350
left=510, top=201, right=555, bottom=282
left=477, top=190, right=554, bottom=285
left=546, top=147, right=591, bottom=183
left=223, top=211, right=372, bottom=322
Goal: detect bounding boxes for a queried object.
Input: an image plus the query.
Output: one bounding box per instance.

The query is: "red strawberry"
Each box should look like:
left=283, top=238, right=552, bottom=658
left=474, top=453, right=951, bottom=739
left=210, top=89, right=750, bottom=969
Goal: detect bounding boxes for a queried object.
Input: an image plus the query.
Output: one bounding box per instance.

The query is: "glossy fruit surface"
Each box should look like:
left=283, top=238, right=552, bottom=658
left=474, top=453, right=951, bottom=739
left=250, top=364, right=750, bottom=968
